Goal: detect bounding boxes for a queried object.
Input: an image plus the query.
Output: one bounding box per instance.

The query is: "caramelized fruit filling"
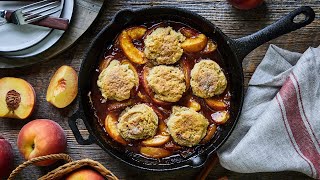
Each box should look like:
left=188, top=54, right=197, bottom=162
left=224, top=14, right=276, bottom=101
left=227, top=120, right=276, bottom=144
left=89, top=21, right=231, bottom=158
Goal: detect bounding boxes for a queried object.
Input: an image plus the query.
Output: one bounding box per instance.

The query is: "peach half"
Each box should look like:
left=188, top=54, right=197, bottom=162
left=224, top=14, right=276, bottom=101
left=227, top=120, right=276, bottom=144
left=46, top=65, right=78, bottom=108
left=0, top=77, right=36, bottom=119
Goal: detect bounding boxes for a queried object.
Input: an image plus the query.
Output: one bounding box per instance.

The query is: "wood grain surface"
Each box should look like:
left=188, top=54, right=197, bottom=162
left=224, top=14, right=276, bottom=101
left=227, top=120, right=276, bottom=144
left=0, top=0, right=319, bottom=179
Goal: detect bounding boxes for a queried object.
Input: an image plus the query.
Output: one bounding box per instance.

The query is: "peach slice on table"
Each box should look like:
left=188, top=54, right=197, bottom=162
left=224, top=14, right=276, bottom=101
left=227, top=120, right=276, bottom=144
left=0, top=77, right=36, bottom=119
left=211, top=111, right=230, bottom=125
left=202, top=39, right=217, bottom=54
left=105, top=113, right=128, bottom=145
left=201, top=124, right=217, bottom=144
left=181, top=34, right=208, bottom=53
left=205, top=98, right=228, bottom=111
left=46, top=65, right=78, bottom=108
left=119, top=27, right=147, bottom=64
left=140, top=147, right=172, bottom=158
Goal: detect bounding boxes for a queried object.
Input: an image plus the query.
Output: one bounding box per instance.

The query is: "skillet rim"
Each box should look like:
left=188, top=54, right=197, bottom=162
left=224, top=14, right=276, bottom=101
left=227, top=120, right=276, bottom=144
left=77, top=6, right=244, bottom=171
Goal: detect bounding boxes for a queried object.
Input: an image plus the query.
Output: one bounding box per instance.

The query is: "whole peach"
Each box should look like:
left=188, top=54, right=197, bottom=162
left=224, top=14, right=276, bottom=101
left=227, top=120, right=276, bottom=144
left=66, top=169, right=104, bottom=180
left=17, top=119, right=67, bottom=166
left=0, top=135, right=14, bottom=178
left=227, top=0, right=263, bottom=10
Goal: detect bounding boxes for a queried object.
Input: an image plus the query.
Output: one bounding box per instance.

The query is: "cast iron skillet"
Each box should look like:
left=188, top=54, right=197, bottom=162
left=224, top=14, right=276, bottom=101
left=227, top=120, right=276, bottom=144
left=69, top=6, right=315, bottom=171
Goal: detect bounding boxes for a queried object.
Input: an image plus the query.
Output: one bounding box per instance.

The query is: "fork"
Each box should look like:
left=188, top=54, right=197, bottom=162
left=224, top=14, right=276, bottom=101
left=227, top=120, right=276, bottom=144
left=0, top=0, right=69, bottom=30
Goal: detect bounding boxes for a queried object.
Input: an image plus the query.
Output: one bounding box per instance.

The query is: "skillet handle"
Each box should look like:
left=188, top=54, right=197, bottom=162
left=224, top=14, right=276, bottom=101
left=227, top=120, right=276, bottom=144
left=68, top=110, right=95, bottom=145
left=230, top=6, right=315, bottom=61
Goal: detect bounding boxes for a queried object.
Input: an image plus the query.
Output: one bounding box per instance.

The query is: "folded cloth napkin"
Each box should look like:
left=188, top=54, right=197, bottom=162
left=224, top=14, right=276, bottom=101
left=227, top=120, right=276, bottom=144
left=217, top=45, right=320, bottom=179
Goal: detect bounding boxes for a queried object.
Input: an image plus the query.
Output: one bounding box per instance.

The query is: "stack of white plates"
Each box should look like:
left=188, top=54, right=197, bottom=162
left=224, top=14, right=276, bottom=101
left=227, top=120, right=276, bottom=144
left=0, top=0, right=74, bottom=59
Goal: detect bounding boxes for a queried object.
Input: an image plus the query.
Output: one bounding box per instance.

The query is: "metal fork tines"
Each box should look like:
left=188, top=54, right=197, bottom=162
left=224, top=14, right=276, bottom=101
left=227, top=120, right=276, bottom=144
left=12, top=0, right=61, bottom=25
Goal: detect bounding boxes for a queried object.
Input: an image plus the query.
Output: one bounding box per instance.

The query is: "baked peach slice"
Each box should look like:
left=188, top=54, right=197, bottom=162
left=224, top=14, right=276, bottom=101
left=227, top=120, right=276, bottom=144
left=106, top=99, right=134, bottom=111
left=46, top=65, right=78, bottom=108
left=211, top=111, right=230, bottom=124
left=180, top=58, right=191, bottom=90
left=179, top=27, right=199, bottom=38
left=181, top=34, right=208, bottom=53
left=164, top=141, right=182, bottom=151
left=201, top=124, right=217, bottom=144
left=137, top=91, right=151, bottom=103
left=119, top=27, right=147, bottom=64
left=127, top=26, right=147, bottom=39
left=0, top=77, right=35, bottom=119
left=141, top=135, right=170, bottom=147
left=185, top=94, right=201, bottom=112
left=98, top=56, right=112, bottom=72
left=140, top=147, right=172, bottom=158
left=158, top=118, right=170, bottom=136
left=142, top=120, right=170, bottom=147
left=205, top=98, right=228, bottom=111
left=187, top=98, right=201, bottom=112
left=202, top=39, right=217, bottom=54
left=105, top=113, right=128, bottom=145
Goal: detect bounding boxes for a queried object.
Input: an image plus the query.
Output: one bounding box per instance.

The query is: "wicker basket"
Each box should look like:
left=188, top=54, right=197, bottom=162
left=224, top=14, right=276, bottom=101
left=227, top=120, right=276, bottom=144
left=8, top=153, right=118, bottom=180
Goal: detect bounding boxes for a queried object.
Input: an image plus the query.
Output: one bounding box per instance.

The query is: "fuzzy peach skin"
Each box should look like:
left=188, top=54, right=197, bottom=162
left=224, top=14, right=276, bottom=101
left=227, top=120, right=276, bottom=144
left=0, top=135, right=14, bottom=178
left=17, top=119, right=67, bottom=166
left=227, top=0, right=263, bottom=10
left=66, top=169, right=104, bottom=180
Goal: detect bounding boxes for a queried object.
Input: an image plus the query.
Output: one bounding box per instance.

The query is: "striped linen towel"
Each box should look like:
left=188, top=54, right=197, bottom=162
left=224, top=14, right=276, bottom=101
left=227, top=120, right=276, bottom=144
left=217, top=45, right=320, bottom=179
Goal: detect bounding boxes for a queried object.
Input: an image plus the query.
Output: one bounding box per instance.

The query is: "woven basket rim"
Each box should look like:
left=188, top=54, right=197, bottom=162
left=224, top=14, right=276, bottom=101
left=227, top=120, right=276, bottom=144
left=8, top=153, right=118, bottom=180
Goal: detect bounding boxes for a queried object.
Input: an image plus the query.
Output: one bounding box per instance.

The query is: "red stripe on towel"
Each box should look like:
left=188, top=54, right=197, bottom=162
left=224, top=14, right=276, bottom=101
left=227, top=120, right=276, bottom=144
left=292, top=72, right=320, bottom=147
left=276, top=95, right=314, bottom=178
left=279, top=76, right=320, bottom=178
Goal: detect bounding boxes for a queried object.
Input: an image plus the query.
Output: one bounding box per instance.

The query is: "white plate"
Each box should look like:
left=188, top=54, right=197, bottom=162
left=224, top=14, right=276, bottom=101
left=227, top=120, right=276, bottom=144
left=0, top=1, right=64, bottom=52
left=1, top=0, right=73, bottom=58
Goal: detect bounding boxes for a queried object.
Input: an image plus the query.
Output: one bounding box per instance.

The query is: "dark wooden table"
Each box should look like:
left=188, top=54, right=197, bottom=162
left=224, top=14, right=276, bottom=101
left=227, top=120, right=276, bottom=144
left=1, top=0, right=319, bottom=179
